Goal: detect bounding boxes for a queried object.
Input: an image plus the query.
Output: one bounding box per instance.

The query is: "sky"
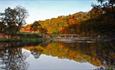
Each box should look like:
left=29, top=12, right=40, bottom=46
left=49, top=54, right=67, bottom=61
left=0, top=0, right=97, bottom=23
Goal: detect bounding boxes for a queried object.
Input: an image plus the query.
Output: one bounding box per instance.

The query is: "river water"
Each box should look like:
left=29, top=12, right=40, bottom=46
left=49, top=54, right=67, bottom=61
left=0, top=41, right=114, bottom=70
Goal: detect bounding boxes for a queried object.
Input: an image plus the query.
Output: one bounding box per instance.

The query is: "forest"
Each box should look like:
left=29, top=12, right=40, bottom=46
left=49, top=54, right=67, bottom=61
left=21, top=0, right=115, bottom=37
left=0, top=0, right=115, bottom=70
left=0, top=0, right=114, bottom=41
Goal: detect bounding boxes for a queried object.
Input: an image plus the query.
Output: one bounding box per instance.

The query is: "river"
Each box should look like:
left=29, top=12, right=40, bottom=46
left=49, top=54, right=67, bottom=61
left=0, top=41, right=114, bottom=70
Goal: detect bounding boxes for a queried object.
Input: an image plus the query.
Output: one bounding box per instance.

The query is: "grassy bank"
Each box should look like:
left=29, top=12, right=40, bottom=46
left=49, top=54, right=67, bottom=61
left=0, top=38, right=44, bottom=43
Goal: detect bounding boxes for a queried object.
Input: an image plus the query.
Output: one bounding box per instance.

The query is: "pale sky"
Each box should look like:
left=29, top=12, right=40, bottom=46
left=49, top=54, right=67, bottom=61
left=0, top=0, right=97, bottom=24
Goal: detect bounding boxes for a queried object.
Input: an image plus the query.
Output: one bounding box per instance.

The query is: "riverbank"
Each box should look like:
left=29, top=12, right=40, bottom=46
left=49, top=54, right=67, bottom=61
left=0, top=32, right=46, bottom=43
left=0, top=38, right=43, bottom=43
left=53, top=35, right=115, bottom=43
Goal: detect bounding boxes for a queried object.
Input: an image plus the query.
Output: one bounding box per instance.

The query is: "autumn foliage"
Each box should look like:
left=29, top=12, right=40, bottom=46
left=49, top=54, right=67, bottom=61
left=21, top=0, right=115, bottom=36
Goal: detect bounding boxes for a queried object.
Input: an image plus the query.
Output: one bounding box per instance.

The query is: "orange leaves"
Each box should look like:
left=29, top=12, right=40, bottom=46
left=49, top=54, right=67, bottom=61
left=20, top=24, right=32, bottom=32
left=20, top=10, right=90, bottom=34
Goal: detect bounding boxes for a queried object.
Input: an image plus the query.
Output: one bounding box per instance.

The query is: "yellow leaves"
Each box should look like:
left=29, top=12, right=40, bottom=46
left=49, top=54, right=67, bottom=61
left=91, top=57, right=102, bottom=66
left=21, top=12, right=82, bottom=34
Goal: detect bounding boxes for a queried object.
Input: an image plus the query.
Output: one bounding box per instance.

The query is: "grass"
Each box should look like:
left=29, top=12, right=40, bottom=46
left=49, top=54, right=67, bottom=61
left=0, top=32, right=45, bottom=43
left=20, top=38, right=43, bottom=43
left=0, top=38, right=43, bottom=43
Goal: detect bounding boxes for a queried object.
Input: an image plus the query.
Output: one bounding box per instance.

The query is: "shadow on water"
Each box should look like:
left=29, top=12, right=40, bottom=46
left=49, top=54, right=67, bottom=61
left=0, top=40, right=114, bottom=70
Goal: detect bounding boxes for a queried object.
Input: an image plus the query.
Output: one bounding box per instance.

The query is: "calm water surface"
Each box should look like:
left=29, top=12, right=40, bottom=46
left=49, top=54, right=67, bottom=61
left=0, top=41, right=114, bottom=70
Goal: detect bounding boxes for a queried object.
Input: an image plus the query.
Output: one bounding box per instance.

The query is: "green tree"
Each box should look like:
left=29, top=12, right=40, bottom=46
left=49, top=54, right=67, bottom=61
left=31, top=21, right=41, bottom=32
left=96, top=0, right=115, bottom=7
left=0, top=22, right=6, bottom=32
left=97, top=0, right=105, bottom=5
left=1, top=6, right=28, bottom=34
left=31, top=21, right=47, bottom=34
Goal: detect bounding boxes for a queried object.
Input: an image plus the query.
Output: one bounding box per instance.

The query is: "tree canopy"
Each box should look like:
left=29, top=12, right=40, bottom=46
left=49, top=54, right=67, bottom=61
left=0, top=6, right=28, bottom=34
left=97, top=0, right=115, bottom=7
left=21, top=0, right=115, bottom=36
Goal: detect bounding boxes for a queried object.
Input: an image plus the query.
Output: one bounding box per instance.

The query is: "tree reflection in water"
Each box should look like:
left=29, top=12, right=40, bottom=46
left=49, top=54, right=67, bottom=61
left=62, top=42, right=115, bottom=69
left=0, top=41, right=114, bottom=70
left=30, top=48, right=43, bottom=59
left=0, top=43, right=28, bottom=70
left=26, top=41, right=115, bottom=69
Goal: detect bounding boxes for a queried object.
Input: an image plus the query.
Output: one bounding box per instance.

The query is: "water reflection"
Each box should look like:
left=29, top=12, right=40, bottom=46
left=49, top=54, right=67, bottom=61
left=25, top=41, right=115, bottom=69
left=30, top=48, right=43, bottom=59
left=0, top=41, right=114, bottom=70
left=0, top=42, right=29, bottom=70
